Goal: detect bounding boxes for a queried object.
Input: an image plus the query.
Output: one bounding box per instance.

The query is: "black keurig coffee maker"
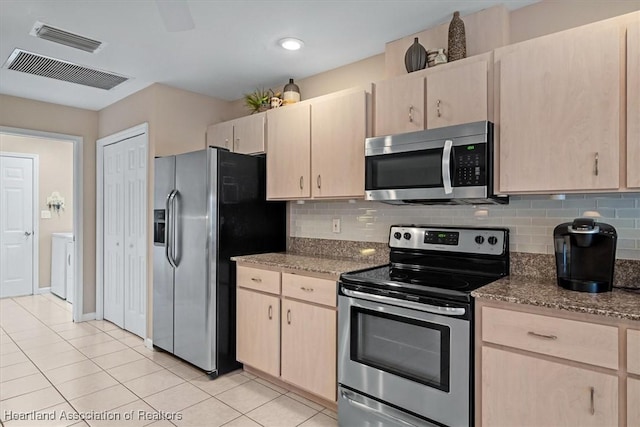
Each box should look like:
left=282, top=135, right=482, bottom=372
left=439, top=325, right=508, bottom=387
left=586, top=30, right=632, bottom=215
left=553, top=218, right=617, bottom=293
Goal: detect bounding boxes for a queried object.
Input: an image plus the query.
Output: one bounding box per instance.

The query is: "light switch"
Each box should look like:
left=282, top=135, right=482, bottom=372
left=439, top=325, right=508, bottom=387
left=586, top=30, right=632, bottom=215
left=41, top=210, right=51, bottom=219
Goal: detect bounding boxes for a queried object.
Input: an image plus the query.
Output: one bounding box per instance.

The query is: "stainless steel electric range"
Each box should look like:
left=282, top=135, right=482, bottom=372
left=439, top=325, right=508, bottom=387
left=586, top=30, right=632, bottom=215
left=338, top=225, right=509, bottom=427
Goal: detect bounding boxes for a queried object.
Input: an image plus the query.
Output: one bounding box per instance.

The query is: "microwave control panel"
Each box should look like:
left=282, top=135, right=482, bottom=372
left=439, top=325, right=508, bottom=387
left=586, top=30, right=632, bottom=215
left=453, top=144, right=486, bottom=187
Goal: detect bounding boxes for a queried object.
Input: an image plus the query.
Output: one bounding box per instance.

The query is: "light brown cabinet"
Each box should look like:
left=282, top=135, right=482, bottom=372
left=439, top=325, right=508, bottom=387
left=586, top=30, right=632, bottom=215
left=627, top=20, right=640, bottom=189
left=266, top=89, right=368, bottom=200
left=236, top=264, right=338, bottom=404
left=629, top=378, right=640, bottom=427
left=266, top=103, right=311, bottom=199
left=206, top=112, right=266, bottom=154
left=482, top=347, right=618, bottom=427
left=236, top=287, right=280, bottom=377
left=373, top=54, right=490, bottom=137
left=496, top=20, right=621, bottom=193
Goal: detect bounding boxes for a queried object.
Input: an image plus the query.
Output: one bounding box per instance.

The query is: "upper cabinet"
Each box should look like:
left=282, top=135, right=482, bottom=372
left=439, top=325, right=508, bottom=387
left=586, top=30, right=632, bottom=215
left=206, top=112, right=266, bottom=154
left=267, top=89, right=368, bottom=201
left=627, top=20, right=640, bottom=189
left=373, top=53, right=490, bottom=136
left=496, top=21, right=622, bottom=193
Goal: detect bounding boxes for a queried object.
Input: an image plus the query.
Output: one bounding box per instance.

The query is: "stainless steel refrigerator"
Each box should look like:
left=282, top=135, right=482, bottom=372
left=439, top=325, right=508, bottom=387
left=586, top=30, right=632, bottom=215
left=153, top=147, right=285, bottom=375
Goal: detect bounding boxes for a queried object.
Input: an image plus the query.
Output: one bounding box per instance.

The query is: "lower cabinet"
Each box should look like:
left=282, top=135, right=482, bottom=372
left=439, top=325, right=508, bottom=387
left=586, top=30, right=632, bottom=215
left=629, top=378, right=640, bottom=427
left=236, top=264, right=338, bottom=403
left=236, top=287, right=280, bottom=377
left=482, top=347, right=618, bottom=426
left=281, top=298, right=337, bottom=401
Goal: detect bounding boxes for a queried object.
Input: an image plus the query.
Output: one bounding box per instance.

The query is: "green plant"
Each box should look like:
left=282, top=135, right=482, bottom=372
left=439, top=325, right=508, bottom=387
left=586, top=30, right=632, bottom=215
left=244, top=88, right=272, bottom=113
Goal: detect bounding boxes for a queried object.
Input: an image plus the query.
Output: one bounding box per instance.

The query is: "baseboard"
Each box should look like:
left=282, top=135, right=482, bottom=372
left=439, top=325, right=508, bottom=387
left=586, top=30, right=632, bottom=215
left=144, top=338, right=153, bottom=350
left=35, top=287, right=51, bottom=294
left=80, top=312, right=96, bottom=322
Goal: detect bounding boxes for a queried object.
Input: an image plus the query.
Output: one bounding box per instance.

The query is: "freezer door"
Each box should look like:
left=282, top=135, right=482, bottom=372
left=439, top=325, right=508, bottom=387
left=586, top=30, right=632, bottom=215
left=152, top=156, right=175, bottom=353
left=174, top=150, right=216, bottom=371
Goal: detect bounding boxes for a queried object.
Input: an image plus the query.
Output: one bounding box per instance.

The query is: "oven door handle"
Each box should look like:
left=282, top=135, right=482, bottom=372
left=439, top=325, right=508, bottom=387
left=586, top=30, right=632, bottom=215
left=442, top=139, right=453, bottom=194
left=341, top=390, right=418, bottom=427
left=342, top=288, right=466, bottom=317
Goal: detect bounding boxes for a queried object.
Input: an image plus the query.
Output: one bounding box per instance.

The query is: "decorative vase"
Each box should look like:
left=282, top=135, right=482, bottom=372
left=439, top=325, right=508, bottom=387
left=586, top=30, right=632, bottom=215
left=282, top=78, right=300, bottom=105
left=404, top=37, right=427, bottom=73
left=434, top=49, right=448, bottom=65
left=448, top=11, right=466, bottom=62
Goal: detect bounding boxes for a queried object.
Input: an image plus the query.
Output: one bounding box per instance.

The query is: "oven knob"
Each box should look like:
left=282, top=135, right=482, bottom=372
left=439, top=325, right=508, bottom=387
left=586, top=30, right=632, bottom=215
left=393, top=232, right=402, bottom=240
left=403, top=233, right=412, bottom=240
left=475, top=235, right=485, bottom=244
left=488, top=236, right=498, bottom=245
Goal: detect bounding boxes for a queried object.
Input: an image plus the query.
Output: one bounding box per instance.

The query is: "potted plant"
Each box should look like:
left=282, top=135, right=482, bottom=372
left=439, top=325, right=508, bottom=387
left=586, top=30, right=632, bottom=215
left=244, top=88, right=273, bottom=114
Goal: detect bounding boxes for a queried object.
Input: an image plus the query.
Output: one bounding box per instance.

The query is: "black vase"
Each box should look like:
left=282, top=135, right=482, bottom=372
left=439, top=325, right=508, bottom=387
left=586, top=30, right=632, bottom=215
left=404, top=37, right=427, bottom=73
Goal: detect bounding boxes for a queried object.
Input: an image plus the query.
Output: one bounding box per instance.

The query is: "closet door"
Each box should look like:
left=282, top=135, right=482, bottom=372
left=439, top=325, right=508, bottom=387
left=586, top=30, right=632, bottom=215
left=103, top=142, right=125, bottom=328
left=122, top=134, right=147, bottom=338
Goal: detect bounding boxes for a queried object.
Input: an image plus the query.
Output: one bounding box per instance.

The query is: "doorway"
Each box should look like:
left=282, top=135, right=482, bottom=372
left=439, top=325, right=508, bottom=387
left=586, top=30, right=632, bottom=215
left=0, top=127, right=83, bottom=323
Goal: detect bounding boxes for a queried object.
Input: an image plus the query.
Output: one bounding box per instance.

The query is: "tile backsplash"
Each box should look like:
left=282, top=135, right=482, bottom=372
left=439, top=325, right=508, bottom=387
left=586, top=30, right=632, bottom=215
left=290, top=194, right=640, bottom=260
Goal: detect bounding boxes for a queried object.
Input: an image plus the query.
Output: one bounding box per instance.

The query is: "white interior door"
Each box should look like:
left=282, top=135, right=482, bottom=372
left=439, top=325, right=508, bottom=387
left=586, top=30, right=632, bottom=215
left=103, top=142, right=125, bottom=328
left=123, top=134, right=146, bottom=337
left=0, top=155, right=34, bottom=298
left=102, top=134, right=147, bottom=337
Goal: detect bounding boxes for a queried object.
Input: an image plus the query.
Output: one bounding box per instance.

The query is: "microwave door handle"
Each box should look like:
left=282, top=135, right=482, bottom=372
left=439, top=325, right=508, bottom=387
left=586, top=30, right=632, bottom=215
left=342, top=288, right=466, bottom=316
left=442, top=139, right=453, bottom=194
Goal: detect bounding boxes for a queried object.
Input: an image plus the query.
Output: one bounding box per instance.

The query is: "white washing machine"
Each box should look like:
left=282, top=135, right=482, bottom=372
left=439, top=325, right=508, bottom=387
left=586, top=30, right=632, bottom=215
left=51, top=232, right=73, bottom=301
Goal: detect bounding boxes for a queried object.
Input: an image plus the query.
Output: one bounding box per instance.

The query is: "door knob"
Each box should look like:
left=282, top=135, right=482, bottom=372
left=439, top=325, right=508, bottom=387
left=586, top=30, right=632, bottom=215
left=24, top=231, right=32, bottom=237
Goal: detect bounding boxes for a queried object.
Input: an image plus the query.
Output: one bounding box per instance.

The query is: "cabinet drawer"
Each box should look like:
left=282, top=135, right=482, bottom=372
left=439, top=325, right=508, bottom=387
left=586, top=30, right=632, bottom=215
left=629, top=329, right=640, bottom=375
left=282, top=273, right=337, bottom=307
left=237, top=266, right=280, bottom=294
left=482, top=307, right=618, bottom=369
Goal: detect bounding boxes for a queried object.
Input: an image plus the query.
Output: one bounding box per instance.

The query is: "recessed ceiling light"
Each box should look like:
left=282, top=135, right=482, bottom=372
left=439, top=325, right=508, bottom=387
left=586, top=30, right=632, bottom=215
left=279, top=38, right=304, bottom=51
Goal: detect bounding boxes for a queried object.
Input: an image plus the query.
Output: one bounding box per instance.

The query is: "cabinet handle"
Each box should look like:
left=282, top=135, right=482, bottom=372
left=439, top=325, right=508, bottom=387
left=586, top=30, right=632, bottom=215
left=300, top=286, right=314, bottom=292
left=590, top=386, right=595, bottom=415
left=225, top=138, right=229, bottom=148
left=268, top=305, right=273, bottom=320
left=437, top=99, right=442, bottom=117
left=236, top=138, right=240, bottom=148
left=299, top=176, right=304, bottom=190
left=316, top=175, right=321, bottom=189
left=527, top=331, right=558, bottom=340
left=594, top=152, right=599, bottom=176
left=287, top=309, right=291, bottom=324
left=251, top=277, right=262, bottom=283
left=68, top=254, right=71, bottom=266
left=409, top=105, right=414, bottom=123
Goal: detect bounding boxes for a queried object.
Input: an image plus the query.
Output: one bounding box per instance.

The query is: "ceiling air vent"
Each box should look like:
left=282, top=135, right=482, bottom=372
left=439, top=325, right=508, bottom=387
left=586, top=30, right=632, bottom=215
left=4, top=49, right=129, bottom=90
left=30, top=21, right=104, bottom=53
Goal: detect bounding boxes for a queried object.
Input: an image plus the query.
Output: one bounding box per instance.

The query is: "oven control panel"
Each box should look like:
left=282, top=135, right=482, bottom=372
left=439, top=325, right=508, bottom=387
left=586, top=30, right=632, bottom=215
left=389, top=225, right=507, bottom=255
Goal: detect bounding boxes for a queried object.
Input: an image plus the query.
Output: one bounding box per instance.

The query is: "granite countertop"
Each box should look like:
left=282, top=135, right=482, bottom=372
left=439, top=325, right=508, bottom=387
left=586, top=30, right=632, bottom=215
left=232, top=252, right=382, bottom=278
left=472, top=276, right=640, bottom=321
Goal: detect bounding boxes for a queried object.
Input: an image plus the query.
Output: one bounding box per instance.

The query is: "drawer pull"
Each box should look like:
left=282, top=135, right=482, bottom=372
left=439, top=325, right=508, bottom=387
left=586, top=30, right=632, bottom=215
left=268, top=305, right=273, bottom=320
left=590, top=386, right=595, bottom=415
left=436, top=99, right=442, bottom=118
left=287, top=309, right=291, bottom=325
left=300, top=286, right=314, bottom=292
left=527, top=331, right=557, bottom=340
left=409, top=105, right=414, bottom=123
left=251, top=277, right=262, bottom=283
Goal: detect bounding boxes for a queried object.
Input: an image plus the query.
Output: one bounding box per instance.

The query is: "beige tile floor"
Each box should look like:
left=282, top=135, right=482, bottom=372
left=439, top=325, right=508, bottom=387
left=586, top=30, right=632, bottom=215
left=0, top=294, right=338, bottom=427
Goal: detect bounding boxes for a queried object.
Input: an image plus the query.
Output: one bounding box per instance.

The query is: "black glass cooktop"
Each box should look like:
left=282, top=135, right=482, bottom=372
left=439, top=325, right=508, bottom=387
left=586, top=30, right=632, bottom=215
left=340, top=264, right=501, bottom=302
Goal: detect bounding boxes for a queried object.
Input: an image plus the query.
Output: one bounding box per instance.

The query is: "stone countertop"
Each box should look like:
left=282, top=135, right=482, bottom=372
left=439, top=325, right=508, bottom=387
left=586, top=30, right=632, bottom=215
left=231, top=252, right=382, bottom=278
left=472, top=276, right=640, bottom=321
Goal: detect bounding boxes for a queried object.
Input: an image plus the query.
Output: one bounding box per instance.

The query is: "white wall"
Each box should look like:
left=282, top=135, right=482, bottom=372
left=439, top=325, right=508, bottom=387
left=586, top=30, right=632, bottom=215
left=290, top=194, right=640, bottom=260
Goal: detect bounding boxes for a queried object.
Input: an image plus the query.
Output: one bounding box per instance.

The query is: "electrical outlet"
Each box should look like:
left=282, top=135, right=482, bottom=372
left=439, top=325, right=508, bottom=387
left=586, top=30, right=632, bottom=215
left=332, top=218, right=341, bottom=233
left=41, top=210, right=51, bottom=219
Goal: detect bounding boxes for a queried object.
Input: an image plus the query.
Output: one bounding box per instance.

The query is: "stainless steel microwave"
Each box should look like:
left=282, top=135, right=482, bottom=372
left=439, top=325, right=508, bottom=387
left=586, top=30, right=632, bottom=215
left=365, top=121, right=507, bottom=205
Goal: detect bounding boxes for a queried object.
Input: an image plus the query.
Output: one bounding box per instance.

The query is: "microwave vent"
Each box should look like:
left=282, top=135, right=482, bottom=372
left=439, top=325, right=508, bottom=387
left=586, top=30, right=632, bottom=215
left=3, top=49, right=128, bottom=90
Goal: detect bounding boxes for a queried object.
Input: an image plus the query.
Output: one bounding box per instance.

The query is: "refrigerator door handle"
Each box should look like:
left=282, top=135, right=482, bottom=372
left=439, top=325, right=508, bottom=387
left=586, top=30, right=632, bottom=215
left=166, top=190, right=178, bottom=268
left=171, top=189, right=180, bottom=266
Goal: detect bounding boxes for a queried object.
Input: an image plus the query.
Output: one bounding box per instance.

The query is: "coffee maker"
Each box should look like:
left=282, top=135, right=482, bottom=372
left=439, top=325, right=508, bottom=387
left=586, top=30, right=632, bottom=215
left=553, top=218, right=617, bottom=293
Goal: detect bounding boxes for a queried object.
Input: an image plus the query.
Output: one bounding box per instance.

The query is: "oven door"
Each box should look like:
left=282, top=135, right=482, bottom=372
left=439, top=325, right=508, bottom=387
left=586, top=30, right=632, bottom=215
left=338, top=287, right=470, bottom=427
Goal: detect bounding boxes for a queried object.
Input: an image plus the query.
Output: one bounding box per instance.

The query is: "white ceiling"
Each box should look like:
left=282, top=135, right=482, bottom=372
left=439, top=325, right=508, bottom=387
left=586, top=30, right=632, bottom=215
left=0, top=0, right=537, bottom=111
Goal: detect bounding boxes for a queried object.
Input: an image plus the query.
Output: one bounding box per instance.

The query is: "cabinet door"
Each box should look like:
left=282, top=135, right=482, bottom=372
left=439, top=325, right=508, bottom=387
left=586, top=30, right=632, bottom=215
left=629, top=378, right=640, bottom=427
left=311, top=90, right=366, bottom=198
left=266, top=103, right=311, bottom=199
left=426, top=60, right=488, bottom=129
left=65, top=241, right=74, bottom=304
left=233, top=113, right=265, bottom=154
left=207, top=122, right=234, bottom=151
left=374, top=74, right=425, bottom=136
left=236, top=288, right=280, bottom=377
left=498, top=22, right=621, bottom=192
left=281, top=298, right=336, bottom=401
left=628, top=21, right=640, bottom=188
left=482, top=347, right=618, bottom=426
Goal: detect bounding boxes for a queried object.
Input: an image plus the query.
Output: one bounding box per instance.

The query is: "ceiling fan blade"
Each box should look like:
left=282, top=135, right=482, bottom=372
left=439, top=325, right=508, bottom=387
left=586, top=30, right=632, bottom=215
left=155, top=0, right=195, bottom=32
